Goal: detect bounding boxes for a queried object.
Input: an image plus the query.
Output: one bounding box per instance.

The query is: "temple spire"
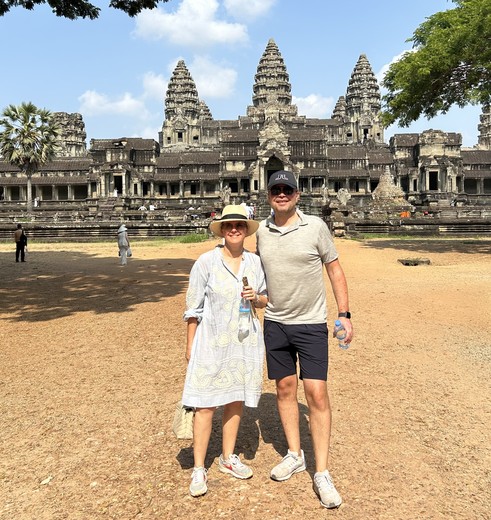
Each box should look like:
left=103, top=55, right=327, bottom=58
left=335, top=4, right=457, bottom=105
left=345, top=54, right=381, bottom=116
left=247, top=38, right=297, bottom=120
left=164, top=60, right=199, bottom=122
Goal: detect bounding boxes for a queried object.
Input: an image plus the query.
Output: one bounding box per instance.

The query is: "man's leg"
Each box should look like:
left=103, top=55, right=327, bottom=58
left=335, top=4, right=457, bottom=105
left=303, top=379, right=331, bottom=472
left=304, top=379, right=342, bottom=508
left=276, top=374, right=301, bottom=453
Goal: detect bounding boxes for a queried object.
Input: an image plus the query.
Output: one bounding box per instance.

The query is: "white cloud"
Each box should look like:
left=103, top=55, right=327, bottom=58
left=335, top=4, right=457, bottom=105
left=224, top=0, right=277, bottom=20
left=190, top=56, right=237, bottom=98
left=78, top=91, right=150, bottom=119
left=135, top=125, right=162, bottom=140
left=133, top=0, right=248, bottom=48
left=142, top=72, right=168, bottom=101
left=293, top=94, right=334, bottom=118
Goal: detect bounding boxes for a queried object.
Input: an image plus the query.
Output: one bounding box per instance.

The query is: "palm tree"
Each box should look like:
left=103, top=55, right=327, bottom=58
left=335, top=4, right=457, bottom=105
left=0, top=102, right=60, bottom=211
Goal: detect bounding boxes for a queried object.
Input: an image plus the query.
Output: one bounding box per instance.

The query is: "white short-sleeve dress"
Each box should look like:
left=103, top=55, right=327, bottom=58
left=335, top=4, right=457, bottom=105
left=182, top=246, right=267, bottom=409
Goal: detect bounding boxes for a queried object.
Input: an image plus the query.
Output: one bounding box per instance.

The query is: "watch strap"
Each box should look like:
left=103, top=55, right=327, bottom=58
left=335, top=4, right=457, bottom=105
left=338, top=311, right=351, bottom=319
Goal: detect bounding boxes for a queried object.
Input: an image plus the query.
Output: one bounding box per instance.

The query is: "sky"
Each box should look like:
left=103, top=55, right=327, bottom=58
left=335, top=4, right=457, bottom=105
left=0, top=0, right=483, bottom=148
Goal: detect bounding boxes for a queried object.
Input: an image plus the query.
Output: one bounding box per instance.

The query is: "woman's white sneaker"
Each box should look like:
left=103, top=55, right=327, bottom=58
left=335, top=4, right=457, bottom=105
left=189, top=466, right=208, bottom=497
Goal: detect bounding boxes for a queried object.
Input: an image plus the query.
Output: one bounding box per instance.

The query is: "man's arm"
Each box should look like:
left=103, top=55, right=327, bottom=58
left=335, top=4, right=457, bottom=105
left=325, top=259, right=354, bottom=343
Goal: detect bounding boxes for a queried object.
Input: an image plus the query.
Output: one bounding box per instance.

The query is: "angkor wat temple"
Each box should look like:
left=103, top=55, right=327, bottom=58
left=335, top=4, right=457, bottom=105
left=1, top=38, right=491, bottom=237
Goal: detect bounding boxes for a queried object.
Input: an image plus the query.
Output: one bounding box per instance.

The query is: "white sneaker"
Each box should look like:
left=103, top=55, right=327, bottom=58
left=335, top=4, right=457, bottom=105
left=313, top=470, right=342, bottom=509
left=189, top=466, right=208, bottom=497
left=270, top=449, right=306, bottom=481
left=218, top=453, right=253, bottom=479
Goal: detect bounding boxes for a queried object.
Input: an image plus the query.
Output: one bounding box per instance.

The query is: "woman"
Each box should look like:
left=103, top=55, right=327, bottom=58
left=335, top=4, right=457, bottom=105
left=182, top=204, right=268, bottom=497
left=117, top=224, right=130, bottom=265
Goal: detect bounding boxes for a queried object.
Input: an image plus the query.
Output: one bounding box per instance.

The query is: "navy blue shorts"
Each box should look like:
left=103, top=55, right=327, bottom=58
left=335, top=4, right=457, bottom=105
left=264, top=320, right=329, bottom=381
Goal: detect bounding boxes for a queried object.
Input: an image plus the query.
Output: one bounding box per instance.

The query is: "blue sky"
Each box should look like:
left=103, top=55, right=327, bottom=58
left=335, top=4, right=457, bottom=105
left=0, top=0, right=482, bottom=147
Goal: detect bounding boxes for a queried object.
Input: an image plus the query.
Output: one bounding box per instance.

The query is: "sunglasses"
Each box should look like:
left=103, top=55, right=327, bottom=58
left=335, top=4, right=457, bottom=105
left=222, top=221, right=248, bottom=231
left=269, top=185, right=295, bottom=196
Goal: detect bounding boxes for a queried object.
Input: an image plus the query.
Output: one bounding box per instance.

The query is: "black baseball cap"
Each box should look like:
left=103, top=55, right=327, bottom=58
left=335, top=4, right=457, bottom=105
left=267, top=170, right=298, bottom=190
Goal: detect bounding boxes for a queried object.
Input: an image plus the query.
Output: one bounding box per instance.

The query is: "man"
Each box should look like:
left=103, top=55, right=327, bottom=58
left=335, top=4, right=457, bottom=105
left=256, top=170, right=353, bottom=509
left=14, top=223, right=27, bottom=263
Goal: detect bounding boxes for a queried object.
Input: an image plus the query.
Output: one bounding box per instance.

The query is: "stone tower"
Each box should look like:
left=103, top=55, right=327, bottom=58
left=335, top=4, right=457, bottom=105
left=53, top=112, right=87, bottom=157
left=160, top=60, right=212, bottom=149
left=246, top=38, right=298, bottom=122
left=332, top=96, right=347, bottom=120
left=477, top=104, right=491, bottom=150
left=345, top=54, right=384, bottom=144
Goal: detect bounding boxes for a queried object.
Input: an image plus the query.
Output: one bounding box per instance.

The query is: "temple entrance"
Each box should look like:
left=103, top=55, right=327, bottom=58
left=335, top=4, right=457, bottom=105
left=114, top=176, right=123, bottom=196
left=264, top=156, right=284, bottom=190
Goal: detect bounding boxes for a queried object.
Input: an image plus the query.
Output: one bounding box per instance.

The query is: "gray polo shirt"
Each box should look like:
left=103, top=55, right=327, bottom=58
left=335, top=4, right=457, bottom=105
left=256, top=209, right=338, bottom=325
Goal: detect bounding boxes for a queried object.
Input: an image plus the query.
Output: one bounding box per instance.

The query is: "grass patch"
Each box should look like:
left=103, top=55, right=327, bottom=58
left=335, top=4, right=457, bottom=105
left=166, top=233, right=210, bottom=244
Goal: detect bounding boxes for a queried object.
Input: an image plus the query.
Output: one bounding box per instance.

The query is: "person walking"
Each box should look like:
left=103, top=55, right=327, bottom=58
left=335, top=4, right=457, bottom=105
left=14, top=223, right=28, bottom=262
left=181, top=204, right=268, bottom=498
left=117, top=224, right=130, bottom=265
left=256, top=170, right=354, bottom=509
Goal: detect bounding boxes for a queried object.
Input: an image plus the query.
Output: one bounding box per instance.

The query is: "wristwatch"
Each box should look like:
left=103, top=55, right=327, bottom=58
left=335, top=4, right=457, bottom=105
left=338, top=311, right=351, bottom=319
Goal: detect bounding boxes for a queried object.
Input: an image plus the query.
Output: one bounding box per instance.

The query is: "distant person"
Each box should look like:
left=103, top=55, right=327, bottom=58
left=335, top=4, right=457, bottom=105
left=117, top=224, right=130, bottom=266
left=181, top=204, right=267, bottom=498
left=14, top=223, right=28, bottom=262
left=138, top=204, right=147, bottom=211
left=149, top=203, right=155, bottom=211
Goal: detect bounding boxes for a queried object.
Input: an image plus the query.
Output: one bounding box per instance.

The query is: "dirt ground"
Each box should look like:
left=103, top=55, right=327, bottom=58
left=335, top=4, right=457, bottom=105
left=0, top=235, right=490, bottom=520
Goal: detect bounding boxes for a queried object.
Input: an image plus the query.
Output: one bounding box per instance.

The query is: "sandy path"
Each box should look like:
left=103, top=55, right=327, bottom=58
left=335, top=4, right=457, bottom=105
left=0, top=237, right=490, bottom=519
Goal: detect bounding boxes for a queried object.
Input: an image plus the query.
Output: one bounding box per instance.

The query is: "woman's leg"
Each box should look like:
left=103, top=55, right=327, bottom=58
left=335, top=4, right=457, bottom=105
left=193, top=407, right=215, bottom=468
left=221, top=401, right=243, bottom=459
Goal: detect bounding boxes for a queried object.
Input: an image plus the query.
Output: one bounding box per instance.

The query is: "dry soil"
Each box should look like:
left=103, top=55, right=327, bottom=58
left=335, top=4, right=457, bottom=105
left=0, top=236, right=490, bottom=520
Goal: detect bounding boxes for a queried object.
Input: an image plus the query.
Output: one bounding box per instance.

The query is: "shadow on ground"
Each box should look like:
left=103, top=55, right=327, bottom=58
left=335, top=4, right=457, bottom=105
left=0, top=251, right=194, bottom=323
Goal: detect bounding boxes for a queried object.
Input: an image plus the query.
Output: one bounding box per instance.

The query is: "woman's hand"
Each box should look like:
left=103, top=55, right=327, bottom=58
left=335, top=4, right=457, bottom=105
left=241, top=284, right=257, bottom=302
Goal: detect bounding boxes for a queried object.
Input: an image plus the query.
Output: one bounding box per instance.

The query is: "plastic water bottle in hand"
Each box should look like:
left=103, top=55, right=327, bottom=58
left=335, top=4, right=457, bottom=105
left=334, top=319, right=350, bottom=350
left=238, top=295, right=250, bottom=341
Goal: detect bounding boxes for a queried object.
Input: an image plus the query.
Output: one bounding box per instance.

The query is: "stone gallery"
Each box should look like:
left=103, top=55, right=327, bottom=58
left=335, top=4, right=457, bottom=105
left=1, top=39, right=490, bottom=230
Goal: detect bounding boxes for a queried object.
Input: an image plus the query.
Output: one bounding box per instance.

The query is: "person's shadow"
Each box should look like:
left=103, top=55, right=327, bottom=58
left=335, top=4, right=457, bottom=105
left=176, top=392, right=313, bottom=473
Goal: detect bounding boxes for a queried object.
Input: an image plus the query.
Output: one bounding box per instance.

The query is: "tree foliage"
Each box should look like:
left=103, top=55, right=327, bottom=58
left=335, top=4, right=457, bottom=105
left=0, top=0, right=171, bottom=19
left=381, top=0, right=491, bottom=127
left=0, top=102, right=60, bottom=211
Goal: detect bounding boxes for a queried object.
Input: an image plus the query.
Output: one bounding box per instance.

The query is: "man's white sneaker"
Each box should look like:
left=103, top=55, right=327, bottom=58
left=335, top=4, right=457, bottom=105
left=189, top=466, right=208, bottom=497
left=313, top=470, right=342, bottom=509
left=270, top=449, right=306, bottom=481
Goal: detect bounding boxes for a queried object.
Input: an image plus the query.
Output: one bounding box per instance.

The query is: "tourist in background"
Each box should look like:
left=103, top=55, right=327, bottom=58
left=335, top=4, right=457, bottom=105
left=14, top=223, right=27, bottom=262
left=181, top=204, right=267, bottom=497
left=256, top=170, right=353, bottom=509
left=117, top=224, right=130, bottom=266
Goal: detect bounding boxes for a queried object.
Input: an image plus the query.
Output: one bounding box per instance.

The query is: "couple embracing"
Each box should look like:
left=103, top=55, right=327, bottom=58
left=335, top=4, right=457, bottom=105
left=181, top=171, right=354, bottom=509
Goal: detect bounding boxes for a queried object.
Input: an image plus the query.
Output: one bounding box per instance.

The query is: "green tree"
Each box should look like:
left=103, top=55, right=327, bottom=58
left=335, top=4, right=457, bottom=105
left=0, top=102, right=60, bottom=212
left=0, top=0, right=172, bottom=19
left=381, top=0, right=491, bottom=127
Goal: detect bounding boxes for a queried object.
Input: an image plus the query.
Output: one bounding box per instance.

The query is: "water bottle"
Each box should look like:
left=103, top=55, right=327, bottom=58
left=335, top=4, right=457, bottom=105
left=334, top=319, right=350, bottom=350
left=238, top=297, right=250, bottom=341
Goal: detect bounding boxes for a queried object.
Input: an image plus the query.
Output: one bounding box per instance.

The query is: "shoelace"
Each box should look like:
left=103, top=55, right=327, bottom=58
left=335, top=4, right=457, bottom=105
left=315, top=473, right=334, bottom=490
left=283, top=452, right=300, bottom=467
left=227, top=454, right=244, bottom=468
left=192, top=468, right=206, bottom=483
